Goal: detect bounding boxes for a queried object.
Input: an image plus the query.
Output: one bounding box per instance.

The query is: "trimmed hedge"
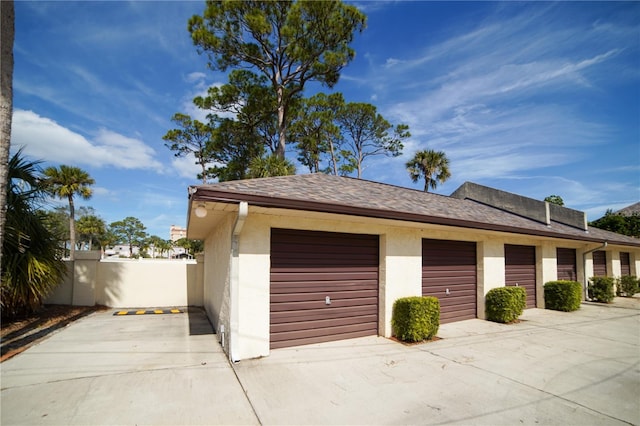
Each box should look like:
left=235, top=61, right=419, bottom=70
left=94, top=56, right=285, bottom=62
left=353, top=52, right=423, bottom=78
left=392, top=296, right=440, bottom=342
left=588, top=276, right=615, bottom=303
left=618, top=275, right=639, bottom=297
left=485, top=286, right=526, bottom=323
left=544, top=280, right=582, bottom=312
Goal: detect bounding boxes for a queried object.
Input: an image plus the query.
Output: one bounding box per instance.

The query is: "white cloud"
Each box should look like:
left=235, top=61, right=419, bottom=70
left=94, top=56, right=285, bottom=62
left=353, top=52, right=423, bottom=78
left=11, top=109, right=162, bottom=170
left=171, top=154, right=203, bottom=180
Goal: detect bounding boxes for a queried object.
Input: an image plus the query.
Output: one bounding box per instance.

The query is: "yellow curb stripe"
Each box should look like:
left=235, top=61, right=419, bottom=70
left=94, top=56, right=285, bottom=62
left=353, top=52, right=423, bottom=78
left=113, top=309, right=184, bottom=316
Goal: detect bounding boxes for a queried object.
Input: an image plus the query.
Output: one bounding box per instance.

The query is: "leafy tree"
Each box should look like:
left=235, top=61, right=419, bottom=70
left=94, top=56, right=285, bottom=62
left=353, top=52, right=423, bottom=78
left=337, top=102, right=409, bottom=178
left=146, top=235, right=173, bottom=258
left=406, top=149, right=451, bottom=192
left=209, top=118, right=267, bottom=181
left=156, top=239, right=174, bottom=259
left=98, top=228, right=119, bottom=258
left=195, top=70, right=280, bottom=154
left=590, top=210, right=640, bottom=238
left=290, top=93, right=344, bottom=174
left=544, top=195, right=564, bottom=206
left=193, top=70, right=294, bottom=181
left=0, top=0, right=15, bottom=272
left=41, top=206, right=70, bottom=253
left=2, top=150, right=66, bottom=318
left=42, top=165, right=94, bottom=260
left=109, top=217, right=147, bottom=258
left=174, top=238, right=204, bottom=257
left=247, top=154, right=296, bottom=178
left=76, top=214, right=105, bottom=251
left=163, top=113, right=215, bottom=184
left=189, top=0, right=366, bottom=159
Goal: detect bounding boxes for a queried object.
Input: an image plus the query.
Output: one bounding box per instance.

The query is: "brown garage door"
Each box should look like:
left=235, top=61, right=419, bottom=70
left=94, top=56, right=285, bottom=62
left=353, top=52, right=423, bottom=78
left=422, top=239, right=477, bottom=323
left=270, top=229, right=379, bottom=349
left=620, top=252, right=631, bottom=276
left=592, top=251, right=607, bottom=277
left=505, top=244, right=536, bottom=308
left=557, top=248, right=577, bottom=281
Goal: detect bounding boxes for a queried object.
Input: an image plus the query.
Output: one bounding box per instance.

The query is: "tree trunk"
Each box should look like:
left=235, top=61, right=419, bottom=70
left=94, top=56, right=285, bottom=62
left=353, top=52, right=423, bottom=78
left=0, top=0, right=15, bottom=271
left=275, top=86, right=286, bottom=159
left=68, top=195, right=76, bottom=260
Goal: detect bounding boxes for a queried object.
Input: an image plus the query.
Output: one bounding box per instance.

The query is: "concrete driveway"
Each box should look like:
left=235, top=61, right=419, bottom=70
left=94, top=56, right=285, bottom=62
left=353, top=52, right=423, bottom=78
left=2, top=301, right=639, bottom=425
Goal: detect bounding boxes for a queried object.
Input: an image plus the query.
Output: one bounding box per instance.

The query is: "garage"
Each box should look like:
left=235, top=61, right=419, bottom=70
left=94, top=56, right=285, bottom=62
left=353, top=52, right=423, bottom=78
left=621, top=252, right=631, bottom=276
left=557, top=248, right=577, bottom=281
left=592, top=251, right=607, bottom=277
left=505, top=244, right=537, bottom=308
left=270, top=228, right=379, bottom=349
left=422, top=239, right=477, bottom=323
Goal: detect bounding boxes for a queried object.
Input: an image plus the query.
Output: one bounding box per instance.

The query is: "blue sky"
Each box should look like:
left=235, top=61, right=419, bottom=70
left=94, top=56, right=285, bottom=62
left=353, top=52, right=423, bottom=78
left=11, top=1, right=640, bottom=239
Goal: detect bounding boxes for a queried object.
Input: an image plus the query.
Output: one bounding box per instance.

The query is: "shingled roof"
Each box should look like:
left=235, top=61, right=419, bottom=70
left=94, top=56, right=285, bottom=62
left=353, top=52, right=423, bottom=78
left=616, top=202, right=640, bottom=216
left=190, top=174, right=640, bottom=247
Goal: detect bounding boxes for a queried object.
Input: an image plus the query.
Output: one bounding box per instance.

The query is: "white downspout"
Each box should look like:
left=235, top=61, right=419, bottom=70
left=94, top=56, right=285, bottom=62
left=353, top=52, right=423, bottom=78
left=229, top=201, right=248, bottom=363
left=582, top=241, right=607, bottom=301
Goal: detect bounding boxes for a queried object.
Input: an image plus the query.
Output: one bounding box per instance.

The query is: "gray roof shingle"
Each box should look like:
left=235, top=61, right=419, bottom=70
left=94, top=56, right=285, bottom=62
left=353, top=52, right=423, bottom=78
left=192, top=174, right=640, bottom=247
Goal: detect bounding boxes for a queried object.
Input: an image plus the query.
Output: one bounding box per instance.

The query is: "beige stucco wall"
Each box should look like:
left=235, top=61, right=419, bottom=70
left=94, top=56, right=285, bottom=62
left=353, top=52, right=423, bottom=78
left=477, top=239, right=505, bottom=319
left=96, top=259, right=201, bottom=308
left=203, top=214, right=234, bottom=348
left=46, top=257, right=203, bottom=309
left=199, top=205, right=640, bottom=361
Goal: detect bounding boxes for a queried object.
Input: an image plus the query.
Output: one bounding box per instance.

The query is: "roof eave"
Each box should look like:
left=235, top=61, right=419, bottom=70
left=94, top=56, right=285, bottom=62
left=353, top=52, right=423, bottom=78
left=191, top=188, right=637, bottom=246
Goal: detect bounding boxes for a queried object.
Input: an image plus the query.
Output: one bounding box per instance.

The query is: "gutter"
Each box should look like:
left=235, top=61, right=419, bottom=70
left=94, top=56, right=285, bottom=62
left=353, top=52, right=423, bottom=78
left=191, top=189, right=640, bottom=247
left=229, top=201, right=248, bottom=363
left=582, top=241, right=607, bottom=301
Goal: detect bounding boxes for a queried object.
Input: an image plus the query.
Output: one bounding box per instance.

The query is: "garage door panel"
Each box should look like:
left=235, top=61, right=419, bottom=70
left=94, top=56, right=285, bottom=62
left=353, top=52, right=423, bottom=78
left=271, top=305, right=377, bottom=324
left=421, top=278, right=475, bottom=288
left=422, top=239, right=477, bottom=324
left=505, top=244, right=536, bottom=308
left=271, top=314, right=378, bottom=334
left=270, top=270, right=378, bottom=282
left=271, top=323, right=377, bottom=343
left=270, top=296, right=378, bottom=312
left=270, top=228, right=379, bottom=349
left=271, top=280, right=377, bottom=293
left=271, top=289, right=378, bottom=304
left=423, top=289, right=476, bottom=300
left=270, top=329, right=375, bottom=350
left=421, top=268, right=477, bottom=276
left=592, top=251, right=607, bottom=277
left=557, top=248, right=577, bottom=281
left=436, top=295, right=477, bottom=308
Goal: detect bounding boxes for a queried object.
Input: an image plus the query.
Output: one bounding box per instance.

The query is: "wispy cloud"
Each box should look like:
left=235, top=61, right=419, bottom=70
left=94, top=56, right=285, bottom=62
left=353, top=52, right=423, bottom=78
left=356, top=4, right=635, bottom=190
left=12, top=110, right=163, bottom=170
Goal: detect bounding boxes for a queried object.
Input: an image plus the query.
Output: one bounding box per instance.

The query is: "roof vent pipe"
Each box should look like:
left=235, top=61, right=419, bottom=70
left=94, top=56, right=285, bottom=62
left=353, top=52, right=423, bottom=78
left=582, top=241, right=607, bottom=301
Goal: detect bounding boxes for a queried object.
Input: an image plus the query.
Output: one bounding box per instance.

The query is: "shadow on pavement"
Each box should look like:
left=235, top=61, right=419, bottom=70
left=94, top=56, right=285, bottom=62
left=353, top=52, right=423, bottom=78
left=187, top=307, right=215, bottom=336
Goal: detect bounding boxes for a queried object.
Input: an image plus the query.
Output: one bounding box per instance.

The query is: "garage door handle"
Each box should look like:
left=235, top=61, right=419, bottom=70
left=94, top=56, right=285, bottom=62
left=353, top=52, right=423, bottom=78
left=445, top=288, right=450, bottom=295
left=325, top=296, right=331, bottom=305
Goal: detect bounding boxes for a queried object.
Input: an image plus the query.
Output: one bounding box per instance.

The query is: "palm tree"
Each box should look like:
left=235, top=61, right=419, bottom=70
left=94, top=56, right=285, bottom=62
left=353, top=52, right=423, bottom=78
left=0, top=0, right=16, bottom=272
left=2, top=150, right=66, bottom=318
left=247, top=154, right=296, bottom=178
left=76, top=214, right=105, bottom=251
left=406, top=149, right=451, bottom=192
left=42, top=165, right=94, bottom=260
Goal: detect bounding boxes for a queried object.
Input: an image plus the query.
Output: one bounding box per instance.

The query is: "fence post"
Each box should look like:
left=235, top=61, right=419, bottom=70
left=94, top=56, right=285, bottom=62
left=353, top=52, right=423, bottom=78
left=72, top=251, right=102, bottom=306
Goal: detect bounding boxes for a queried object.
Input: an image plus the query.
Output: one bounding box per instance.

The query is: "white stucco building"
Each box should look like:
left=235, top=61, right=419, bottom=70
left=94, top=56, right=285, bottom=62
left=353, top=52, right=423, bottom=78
left=186, top=174, right=640, bottom=361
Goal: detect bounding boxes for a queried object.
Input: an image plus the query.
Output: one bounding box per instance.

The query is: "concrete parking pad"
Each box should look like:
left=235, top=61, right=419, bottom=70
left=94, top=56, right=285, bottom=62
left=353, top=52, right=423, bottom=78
left=1, top=308, right=258, bottom=426
left=233, top=301, right=639, bottom=425
left=2, top=301, right=638, bottom=425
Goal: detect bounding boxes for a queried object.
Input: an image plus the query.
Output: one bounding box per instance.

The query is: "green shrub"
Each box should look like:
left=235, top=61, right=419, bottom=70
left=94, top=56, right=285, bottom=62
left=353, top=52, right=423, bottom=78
left=588, top=276, right=615, bottom=303
left=544, top=280, right=582, bottom=312
left=391, top=296, right=440, bottom=342
left=485, top=286, right=526, bottom=323
left=618, top=275, right=639, bottom=297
